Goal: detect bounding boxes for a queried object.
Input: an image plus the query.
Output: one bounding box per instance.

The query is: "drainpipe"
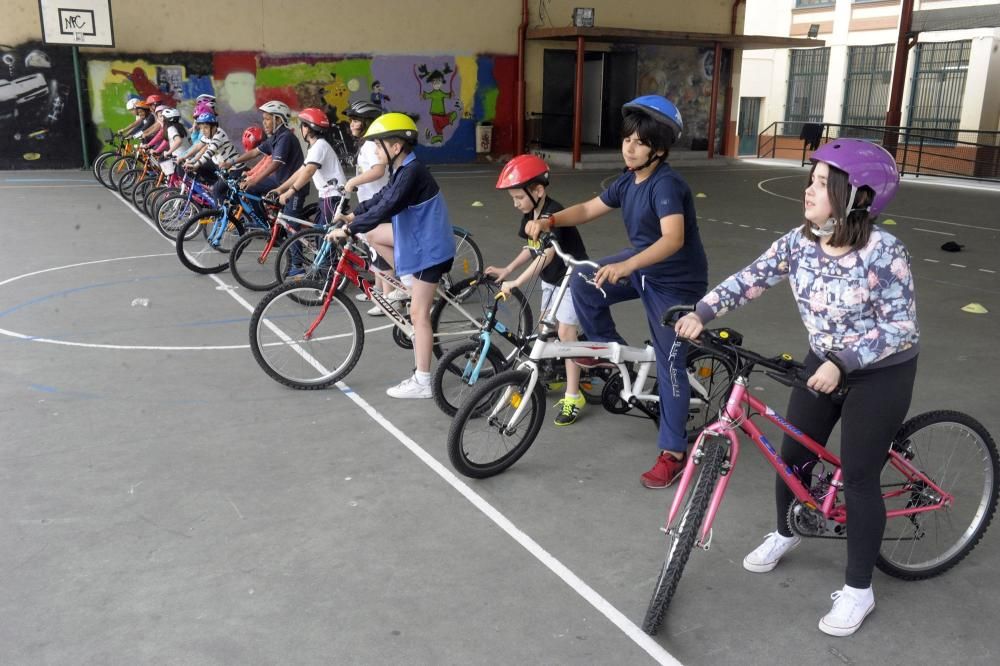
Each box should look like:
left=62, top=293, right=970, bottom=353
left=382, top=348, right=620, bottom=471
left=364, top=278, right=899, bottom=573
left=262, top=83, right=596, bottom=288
left=707, top=41, right=722, bottom=158
left=884, top=0, right=915, bottom=158
left=731, top=0, right=745, bottom=34
left=724, top=0, right=746, bottom=157
left=515, top=0, right=529, bottom=155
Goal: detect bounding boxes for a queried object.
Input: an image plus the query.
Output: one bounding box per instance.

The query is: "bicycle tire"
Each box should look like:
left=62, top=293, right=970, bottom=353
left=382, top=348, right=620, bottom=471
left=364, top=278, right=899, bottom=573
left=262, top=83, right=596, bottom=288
left=143, top=184, right=171, bottom=218
left=92, top=151, right=117, bottom=188
left=875, top=410, right=999, bottom=580
left=274, top=228, right=333, bottom=284
left=149, top=186, right=178, bottom=220
left=117, top=168, right=142, bottom=198
left=447, top=228, right=484, bottom=289
left=642, top=435, right=727, bottom=636
left=430, top=276, right=532, bottom=360
left=685, top=348, right=736, bottom=438
left=432, top=339, right=509, bottom=416
left=155, top=194, right=201, bottom=240
left=107, top=156, right=135, bottom=190
left=447, top=369, right=546, bottom=478
left=131, top=176, right=155, bottom=213
left=230, top=230, right=282, bottom=291
left=176, top=210, right=241, bottom=274
left=249, top=279, right=364, bottom=389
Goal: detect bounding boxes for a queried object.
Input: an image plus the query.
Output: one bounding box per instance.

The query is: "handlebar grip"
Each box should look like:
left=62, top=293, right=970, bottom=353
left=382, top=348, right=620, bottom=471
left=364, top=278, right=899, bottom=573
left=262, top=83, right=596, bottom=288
left=661, top=304, right=695, bottom=327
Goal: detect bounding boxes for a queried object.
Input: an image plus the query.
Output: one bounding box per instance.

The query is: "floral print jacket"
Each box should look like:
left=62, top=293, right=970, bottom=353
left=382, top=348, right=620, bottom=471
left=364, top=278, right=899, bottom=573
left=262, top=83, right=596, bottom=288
left=694, top=226, right=919, bottom=373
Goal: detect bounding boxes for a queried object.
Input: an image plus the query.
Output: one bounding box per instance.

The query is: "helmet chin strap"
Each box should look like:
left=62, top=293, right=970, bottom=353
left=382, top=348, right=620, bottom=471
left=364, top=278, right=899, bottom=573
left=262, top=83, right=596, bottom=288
left=627, top=151, right=664, bottom=173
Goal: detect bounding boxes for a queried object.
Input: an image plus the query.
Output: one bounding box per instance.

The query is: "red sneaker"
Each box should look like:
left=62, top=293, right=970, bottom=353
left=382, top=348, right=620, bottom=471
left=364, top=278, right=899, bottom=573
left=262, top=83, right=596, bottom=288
left=640, top=451, right=686, bottom=489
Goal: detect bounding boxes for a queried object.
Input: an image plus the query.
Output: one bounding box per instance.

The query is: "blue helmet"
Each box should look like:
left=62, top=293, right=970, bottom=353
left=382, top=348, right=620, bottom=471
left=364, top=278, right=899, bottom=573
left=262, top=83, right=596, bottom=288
left=622, top=95, right=683, bottom=142
left=194, top=112, right=218, bottom=125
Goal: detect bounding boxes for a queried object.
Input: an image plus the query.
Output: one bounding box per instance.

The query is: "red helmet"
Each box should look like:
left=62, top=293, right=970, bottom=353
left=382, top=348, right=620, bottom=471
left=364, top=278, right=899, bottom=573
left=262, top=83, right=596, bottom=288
left=496, top=154, right=550, bottom=190
left=298, top=107, right=331, bottom=132
left=145, top=93, right=168, bottom=107
left=242, top=125, right=265, bottom=152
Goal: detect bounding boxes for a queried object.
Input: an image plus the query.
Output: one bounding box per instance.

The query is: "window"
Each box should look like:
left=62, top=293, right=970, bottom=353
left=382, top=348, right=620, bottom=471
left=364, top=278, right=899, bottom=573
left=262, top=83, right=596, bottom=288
left=842, top=44, right=895, bottom=138
left=907, top=40, right=971, bottom=143
left=785, top=48, right=830, bottom=124
left=795, top=0, right=834, bottom=7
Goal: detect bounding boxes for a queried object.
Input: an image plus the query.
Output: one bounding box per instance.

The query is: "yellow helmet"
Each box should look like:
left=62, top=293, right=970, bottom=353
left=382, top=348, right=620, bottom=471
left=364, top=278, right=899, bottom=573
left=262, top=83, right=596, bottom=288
left=364, top=112, right=418, bottom=142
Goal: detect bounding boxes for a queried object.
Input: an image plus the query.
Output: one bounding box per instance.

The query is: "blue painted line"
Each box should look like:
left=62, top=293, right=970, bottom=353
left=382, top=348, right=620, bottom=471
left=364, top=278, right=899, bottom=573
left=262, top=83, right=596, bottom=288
left=0, top=275, right=166, bottom=318
left=29, top=383, right=59, bottom=393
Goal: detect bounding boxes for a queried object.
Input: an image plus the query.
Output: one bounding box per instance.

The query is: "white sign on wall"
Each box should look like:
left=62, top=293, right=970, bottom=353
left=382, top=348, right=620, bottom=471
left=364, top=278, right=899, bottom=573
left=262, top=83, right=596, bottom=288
left=38, top=0, right=115, bottom=47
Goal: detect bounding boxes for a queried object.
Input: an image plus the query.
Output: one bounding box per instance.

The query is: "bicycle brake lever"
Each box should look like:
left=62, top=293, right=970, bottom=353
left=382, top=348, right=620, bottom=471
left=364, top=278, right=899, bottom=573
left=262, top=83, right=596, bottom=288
left=579, top=271, right=606, bottom=299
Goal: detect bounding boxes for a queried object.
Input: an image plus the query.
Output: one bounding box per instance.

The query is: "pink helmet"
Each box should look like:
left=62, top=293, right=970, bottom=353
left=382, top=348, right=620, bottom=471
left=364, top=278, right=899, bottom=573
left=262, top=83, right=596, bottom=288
left=194, top=99, right=217, bottom=116
left=810, top=138, right=900, bottom=216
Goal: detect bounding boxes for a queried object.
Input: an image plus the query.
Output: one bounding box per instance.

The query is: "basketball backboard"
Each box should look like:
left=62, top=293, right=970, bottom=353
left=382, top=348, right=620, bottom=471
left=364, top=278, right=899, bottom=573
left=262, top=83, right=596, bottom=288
left=38, top=0, right=115, bottom=47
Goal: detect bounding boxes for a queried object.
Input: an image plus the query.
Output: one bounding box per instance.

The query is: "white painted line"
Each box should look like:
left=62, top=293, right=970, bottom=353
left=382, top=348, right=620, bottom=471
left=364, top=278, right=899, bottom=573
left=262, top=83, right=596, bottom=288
left=106, top=188, right=684, bottom=666
left=738, top=224, right=750, bottom=228
left=979, top=269, right=996, bottom=274
left=722, top=221, right=733, bottom=225
left=923, top=258, right=940, bottom=263
left=950, top=263, right=967, bottom=268
left=755, top=227, right=768, bottom=232
left=913, top=227, right=955, bottom=236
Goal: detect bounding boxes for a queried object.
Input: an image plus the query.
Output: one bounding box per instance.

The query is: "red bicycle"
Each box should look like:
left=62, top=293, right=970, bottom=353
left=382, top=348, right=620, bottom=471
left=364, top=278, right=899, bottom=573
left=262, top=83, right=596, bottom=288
left=642, top=306, right=999, bottom=635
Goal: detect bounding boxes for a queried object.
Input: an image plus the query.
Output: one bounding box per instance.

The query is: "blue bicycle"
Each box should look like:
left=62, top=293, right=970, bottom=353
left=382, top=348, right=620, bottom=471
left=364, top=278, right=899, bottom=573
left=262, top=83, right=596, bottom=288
left=175, top=173, right=279, bottom=275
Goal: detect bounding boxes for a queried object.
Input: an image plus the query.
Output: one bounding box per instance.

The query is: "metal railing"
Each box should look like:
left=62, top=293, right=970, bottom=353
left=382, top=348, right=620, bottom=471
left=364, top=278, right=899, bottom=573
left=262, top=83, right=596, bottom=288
left=756, top=121, right=1000, bottom=182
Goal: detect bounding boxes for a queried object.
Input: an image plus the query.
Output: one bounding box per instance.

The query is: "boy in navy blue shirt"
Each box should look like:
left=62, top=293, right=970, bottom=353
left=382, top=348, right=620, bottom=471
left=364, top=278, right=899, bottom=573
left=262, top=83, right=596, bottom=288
left=526, top=95, right=708, bottom=488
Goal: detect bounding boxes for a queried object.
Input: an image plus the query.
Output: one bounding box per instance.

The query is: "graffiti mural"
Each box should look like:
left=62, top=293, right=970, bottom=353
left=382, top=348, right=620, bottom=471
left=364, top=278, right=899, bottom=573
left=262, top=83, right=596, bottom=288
left=0, top=41, right=82, bottom=170
left=84, top=51, right=515, bottom=164
left=636, top=45, right=730, bottom=151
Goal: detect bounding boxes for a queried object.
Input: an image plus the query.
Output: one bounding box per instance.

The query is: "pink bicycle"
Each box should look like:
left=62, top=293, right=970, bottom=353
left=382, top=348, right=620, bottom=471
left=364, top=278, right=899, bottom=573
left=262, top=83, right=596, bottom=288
left=642, top=306, right=999, bottom=635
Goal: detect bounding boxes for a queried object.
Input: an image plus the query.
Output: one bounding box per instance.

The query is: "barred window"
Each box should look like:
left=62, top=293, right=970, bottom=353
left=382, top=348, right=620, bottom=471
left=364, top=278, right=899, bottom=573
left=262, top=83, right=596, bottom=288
left=842, top=44, right=894, bottom=139
left=785, top=48, right=830, bottom=124
left=907, top=40, right=971, bottom=143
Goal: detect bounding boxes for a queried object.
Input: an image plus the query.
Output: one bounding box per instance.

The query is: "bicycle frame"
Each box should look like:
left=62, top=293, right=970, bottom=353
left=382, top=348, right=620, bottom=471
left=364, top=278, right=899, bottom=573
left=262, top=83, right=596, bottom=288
left=666, top=375, right=956, bottom=548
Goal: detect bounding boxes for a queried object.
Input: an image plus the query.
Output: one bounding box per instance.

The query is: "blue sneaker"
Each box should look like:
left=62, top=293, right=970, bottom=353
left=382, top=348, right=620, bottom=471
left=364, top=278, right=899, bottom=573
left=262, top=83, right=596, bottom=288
left=286, top=266, right=305, bottom=278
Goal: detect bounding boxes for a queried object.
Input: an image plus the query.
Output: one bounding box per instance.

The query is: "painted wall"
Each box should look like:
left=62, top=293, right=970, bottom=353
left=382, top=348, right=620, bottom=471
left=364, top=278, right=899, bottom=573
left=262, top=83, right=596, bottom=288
left=0, top=41, right=84, bottom=170
left=85, top=51, right=516, bottom=164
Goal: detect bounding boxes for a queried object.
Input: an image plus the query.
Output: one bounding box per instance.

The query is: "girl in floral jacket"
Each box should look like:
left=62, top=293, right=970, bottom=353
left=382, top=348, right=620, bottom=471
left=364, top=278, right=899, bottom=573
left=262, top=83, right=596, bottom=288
left=675, top=138, right=918, bottom=638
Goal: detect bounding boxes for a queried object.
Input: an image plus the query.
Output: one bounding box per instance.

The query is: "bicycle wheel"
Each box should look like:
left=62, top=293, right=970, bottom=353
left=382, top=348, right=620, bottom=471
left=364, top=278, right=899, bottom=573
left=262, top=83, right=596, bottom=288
left=432, top=339, right=509, bottom=417
left=446, top=227, right=484, bottom=290
left=876, top=410, right=999, bottom=580
left=176, top=210, right=241, bottom=274
left=92, top=151, right=117, bottom=188
left=108, top=156, right=135, bottom=190
left=642, top=435, right=727, bottom=636
left=685, top=348, right=735, bottom=438
left=118, top=168, right=142, bottom=198
left=143, top=184, right=171, bottom=217
left=447, top=369, right=546, bottom=478
left=131, top=176, right=155, bottom=212
left=230, top=230, right=282, bottom=292
left=249, top=279, right=364, bottom=389
left=275, top=228, right=331, bottom=283
left=430, top=277, right=532, bottom=360
left=155, top=194, right=201, bottom=240
left=149, top=186, right=178, bottom=219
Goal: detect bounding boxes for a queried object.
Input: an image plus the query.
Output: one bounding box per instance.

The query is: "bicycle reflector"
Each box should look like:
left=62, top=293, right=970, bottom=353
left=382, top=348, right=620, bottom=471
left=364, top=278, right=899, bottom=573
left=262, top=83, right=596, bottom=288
left=510, top=392, right=523, bottom=408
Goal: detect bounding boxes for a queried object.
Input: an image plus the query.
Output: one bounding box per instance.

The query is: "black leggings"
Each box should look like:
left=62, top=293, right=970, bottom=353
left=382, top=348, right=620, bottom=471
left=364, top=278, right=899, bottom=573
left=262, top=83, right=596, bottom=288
left=774, top=351, right=918, bottom=588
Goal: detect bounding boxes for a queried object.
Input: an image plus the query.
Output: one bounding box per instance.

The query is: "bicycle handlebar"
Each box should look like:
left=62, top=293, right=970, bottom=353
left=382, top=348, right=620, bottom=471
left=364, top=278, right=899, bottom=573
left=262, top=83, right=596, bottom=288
left=661, top=304, right=849, bottom=403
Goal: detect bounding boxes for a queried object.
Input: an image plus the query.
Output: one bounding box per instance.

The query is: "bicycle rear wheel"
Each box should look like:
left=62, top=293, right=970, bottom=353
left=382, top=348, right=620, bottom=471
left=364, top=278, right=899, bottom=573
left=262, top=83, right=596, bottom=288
left=250, top=279, right=364, bottom=389
left=176, top=210, right=240, bottom=274
left=230, top=229, right=281, bottom=291
left=446, top=227, right=484, bottom=290
left=642, top=435, right=727, bottom=636
left=685, top=348, right=736, bottom=438
left=447, top=369, right=546, bottom=478
left=432, top=339, right=509, bottom=417
left=876, top=410, right=999, bottom=580
left=430, top=277, right=532, bottom=360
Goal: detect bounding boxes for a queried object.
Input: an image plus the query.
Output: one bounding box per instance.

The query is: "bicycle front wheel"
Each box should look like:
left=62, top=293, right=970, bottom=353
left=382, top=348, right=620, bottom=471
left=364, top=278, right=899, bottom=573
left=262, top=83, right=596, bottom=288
left=876, top=410, right=999, bottom=580
left=275, top=228, right=332, bottom=283
left=230, top=230, right=281, bottom=291
left=446, top=228, right=484, bottom=289
left=432, top=339, right=509, bottom=417
left=447, top=369, right=546, bottom=478
left=176, top=210, right=241, bottom=274
left=685, top=348, right=735, bottom=438
left=155, top=194, right=201, bottom=240
left=642, top=435, right=727, bottom=636
left=92, top=151, right=117, bottom=188
left=430, top=276, right=532, bottom=360
left=250, top=279, right=364, bottom=389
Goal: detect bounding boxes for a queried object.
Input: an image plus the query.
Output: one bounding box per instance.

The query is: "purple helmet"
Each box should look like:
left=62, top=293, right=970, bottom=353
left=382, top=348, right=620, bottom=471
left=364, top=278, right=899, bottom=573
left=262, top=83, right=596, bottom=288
left=194, top=99, right=217, bottom=116
left=810, top=138, right=899, bottom=216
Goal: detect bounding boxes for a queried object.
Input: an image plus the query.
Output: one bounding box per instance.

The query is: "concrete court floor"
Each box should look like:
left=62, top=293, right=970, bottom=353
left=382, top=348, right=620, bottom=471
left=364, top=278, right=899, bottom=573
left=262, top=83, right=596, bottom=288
left=1, top=160, right=998, bottom=666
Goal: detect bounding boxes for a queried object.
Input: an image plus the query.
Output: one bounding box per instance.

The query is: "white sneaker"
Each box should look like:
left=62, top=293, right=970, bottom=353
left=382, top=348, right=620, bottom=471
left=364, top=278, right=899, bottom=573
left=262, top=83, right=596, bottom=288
left=355, top=292, right=370, bottom=302
left=743, top=532, right=801, bottom=573
left=367, top=304, right=385, bottom=316
left=386, top=375, right=432, bottom=399
left=818, top=585, right=875, bottom=637
left=385, top=288, right=409, bottom=302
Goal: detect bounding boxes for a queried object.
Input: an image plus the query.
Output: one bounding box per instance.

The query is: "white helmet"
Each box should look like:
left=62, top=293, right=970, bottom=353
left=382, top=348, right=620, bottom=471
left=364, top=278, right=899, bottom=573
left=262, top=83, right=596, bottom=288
left=258, top=100, right=291, bottom=125
left=154, top=104, right=170, bottom=114
left=196, top=93, right=216, bottom=102
left=126, top=98, right=139, bottom=111
left=161, top=107, right=181, bottom=120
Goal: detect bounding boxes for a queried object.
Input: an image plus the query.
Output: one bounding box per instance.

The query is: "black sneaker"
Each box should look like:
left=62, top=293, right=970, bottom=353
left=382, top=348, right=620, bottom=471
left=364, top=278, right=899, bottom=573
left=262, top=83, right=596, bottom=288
left=553, top=395, right=586, bottom=426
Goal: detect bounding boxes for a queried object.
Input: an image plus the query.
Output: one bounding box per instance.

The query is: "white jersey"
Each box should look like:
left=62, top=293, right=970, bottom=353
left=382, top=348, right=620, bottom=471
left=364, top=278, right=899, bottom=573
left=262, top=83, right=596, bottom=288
left=305, top=137, right=348, bottom=199
left=166, top=125, right=190, bottom=157
left=355, top=140, right=389, bottom=202
left=200, top=128, right=238, bottom=167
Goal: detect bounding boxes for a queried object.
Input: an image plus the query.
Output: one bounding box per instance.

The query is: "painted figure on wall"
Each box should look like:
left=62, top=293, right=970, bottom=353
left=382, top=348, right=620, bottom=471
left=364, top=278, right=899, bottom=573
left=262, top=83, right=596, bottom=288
left=415, top=64, right=458, bottom=144
left=370, top=80, right=390, bottom=111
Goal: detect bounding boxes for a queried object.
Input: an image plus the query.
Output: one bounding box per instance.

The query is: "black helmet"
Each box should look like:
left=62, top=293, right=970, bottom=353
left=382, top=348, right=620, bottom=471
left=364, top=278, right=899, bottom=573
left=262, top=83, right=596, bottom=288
left=346, top=100, right=382, bottom=121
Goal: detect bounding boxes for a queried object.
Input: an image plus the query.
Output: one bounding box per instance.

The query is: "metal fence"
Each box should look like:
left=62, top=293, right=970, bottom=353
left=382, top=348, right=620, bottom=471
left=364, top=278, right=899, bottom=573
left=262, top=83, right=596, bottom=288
left=757, top=121, right=1000, bottom=182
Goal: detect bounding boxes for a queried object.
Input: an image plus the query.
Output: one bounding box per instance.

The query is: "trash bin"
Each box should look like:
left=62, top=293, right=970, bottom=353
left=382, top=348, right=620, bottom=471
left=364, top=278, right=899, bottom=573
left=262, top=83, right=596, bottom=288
left=476, top=122, right=493, bottom=154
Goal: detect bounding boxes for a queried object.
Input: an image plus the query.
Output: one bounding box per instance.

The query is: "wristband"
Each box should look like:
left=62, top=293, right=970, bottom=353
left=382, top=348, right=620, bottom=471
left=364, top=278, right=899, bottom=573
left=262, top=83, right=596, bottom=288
left=547, top=213, right=557, bottom=229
